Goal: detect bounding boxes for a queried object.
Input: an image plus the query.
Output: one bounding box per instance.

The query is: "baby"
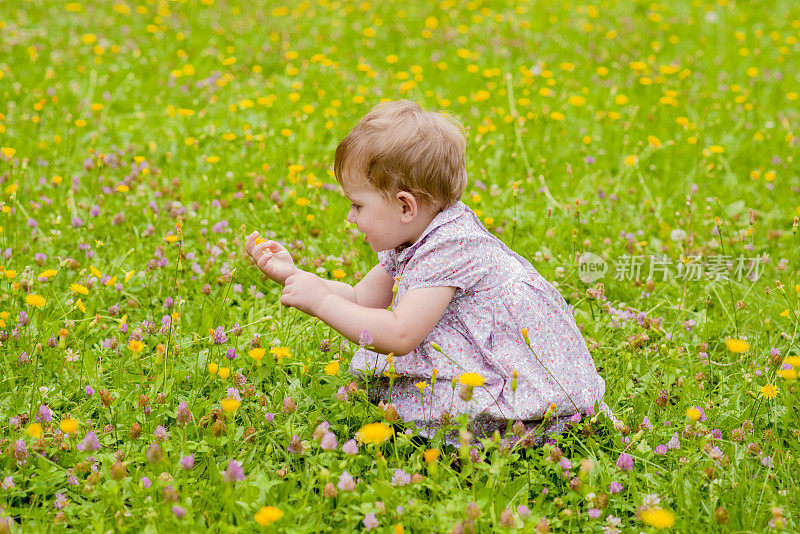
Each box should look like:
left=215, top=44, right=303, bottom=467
left=245, top=100, right=609, bottom=444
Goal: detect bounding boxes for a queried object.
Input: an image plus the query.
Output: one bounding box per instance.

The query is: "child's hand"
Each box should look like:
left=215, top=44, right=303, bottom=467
left=281, top=271, right=331, bottom=316
left=245, top=231, right=298, bottom=286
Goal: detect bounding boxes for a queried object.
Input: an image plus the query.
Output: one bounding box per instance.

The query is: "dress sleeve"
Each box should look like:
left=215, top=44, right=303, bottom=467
left=401, top=234, right=484, bottom=291
left=377, top=249, right=398, bottom=276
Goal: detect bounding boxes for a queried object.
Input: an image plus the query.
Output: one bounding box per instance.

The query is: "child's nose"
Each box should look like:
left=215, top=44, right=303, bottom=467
left=346, top=209, right=357, bottom=224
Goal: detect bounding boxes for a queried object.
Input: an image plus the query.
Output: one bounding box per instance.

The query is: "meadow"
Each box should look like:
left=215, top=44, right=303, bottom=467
left=1, top=0, right=800, bottom=531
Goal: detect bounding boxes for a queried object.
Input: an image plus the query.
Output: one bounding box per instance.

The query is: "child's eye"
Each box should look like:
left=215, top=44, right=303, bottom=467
left=350, top=203, right=361, bottom=211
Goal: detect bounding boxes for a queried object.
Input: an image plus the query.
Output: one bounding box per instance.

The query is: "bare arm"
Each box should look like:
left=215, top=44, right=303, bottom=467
left=312, top=285, right=456, bottom=355
left=320, top=264, right=394, bottom=309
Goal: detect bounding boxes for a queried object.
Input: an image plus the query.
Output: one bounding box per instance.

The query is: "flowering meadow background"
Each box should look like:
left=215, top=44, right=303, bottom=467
left=1, top=0, right=800, bottom=531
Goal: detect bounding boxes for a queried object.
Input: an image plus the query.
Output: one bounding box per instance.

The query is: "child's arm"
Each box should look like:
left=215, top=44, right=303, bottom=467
left=245, top=232, right=392, bottom=308
left=280, top=270, right=455, bottom=355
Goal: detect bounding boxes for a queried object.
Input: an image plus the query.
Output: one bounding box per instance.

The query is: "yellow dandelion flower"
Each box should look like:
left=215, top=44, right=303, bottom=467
left=25, top=294, right=47, bottom=309
left=248, top=348, right=265, bottom=361
left=27, top=422, right=43, bottom=439
left=458, top=372, right=485, bottom=387
left=777, top=368, right=797, bottom=381
left=60, top=418, right=79, bottom=435
left=270, top=346, right=291, bottom=361
left=218, top=367, right=231, bottom=380
left=624, top=155, right=638, bottom=166
left=725, top=338, right=750, bottom=353
left=686, top=407, right=701, bottom=421
left=415, top=381, right=428, bottom=393
left=128, top=339, right=144, bottom=353
left=356, top=422, right=394, bottom=445
left=70, top=283, right=89, bottom=295
left=39, top=270, right=57, bottom=279
left=423, top=449, right=440, bottom=463
left=208, top=362, right=219, bottom=375
left=75, top=299, right=86, bottom=314
left=784, top=356, right=800, bottom=368
left=254, top=506, right=283, bottom=526
left=324, top=360, right=340, bottom=375
left=759, top=384, right=778, bottom=399
left=220, top=398, right=241, bottom=413
left=640, top=508, right=675, bottom=529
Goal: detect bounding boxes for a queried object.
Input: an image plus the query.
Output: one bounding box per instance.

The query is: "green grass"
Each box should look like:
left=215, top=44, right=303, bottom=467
left=0, top=0, right=799, bottom=531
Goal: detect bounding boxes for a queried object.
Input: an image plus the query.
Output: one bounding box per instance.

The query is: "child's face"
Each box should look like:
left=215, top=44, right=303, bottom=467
left=344, top=187, right=406, bottom=252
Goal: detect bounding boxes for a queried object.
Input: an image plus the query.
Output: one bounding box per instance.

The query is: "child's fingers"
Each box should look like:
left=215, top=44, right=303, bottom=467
left=256, top=252, right=273, bottom=271
left=245, top=232, right=261, bottom=254
left=252, top=242, right=270, bottom=258
left=263, top=240, right=283, bottom=252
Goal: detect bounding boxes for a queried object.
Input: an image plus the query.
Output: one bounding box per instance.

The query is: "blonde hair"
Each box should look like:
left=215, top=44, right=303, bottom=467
left=334, top=99, right=467, bottom=211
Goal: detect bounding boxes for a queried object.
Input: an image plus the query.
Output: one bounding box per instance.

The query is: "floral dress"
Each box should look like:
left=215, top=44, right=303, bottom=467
left=348, top=200, right=609, bottom=443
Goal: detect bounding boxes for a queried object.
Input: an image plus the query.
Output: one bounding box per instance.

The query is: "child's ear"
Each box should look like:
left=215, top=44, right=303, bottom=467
left=395, top=191, right=418, bottom=223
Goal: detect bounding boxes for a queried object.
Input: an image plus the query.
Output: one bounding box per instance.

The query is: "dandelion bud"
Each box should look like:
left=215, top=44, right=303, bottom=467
left=430, top=342, right=443, bottom=352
